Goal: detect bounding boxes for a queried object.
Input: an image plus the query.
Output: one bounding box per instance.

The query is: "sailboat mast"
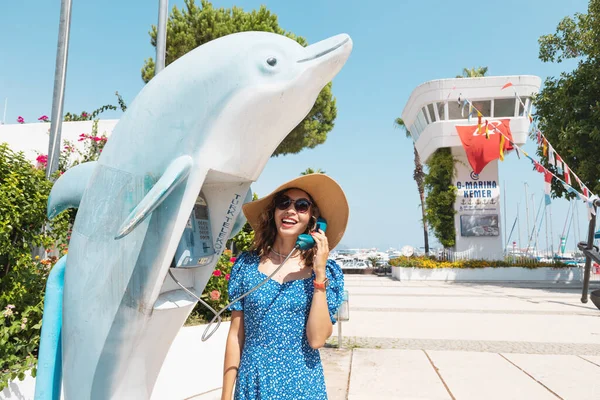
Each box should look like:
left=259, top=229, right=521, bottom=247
left=549, top=203, right=555, bottom=258
left=544, top=195, right=549, bottom=258
left=517, top=202, right=522, bottom=252
left=524, top=183, right=530, bottom=250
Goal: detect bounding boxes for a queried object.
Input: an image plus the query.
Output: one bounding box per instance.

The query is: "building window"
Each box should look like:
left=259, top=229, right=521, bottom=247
left=494, top=98, right=515, bottom=117
left=437, top=102, right=446, bottom=120
left=427, top=103, right=437, bottom=122
left=448, top=100, right=491, bottom=120
left=410, top=124, right=420, bottom=141
left=470, top=100, right=491, bottom=117
left=415, top=109, right=428, bottom=132
left=519, top=97, right=530, bottom=116
left=422, top=107, right=431, bottom=124
left=447, top=102, right=463, bottom=120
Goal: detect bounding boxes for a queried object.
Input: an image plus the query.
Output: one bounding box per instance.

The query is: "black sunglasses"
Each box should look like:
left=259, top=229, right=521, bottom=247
left=274, top=195, right=312, bottom=214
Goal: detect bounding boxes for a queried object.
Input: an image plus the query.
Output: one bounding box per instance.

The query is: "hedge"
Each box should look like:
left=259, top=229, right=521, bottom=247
left=388, top=256, right=571, bottom=269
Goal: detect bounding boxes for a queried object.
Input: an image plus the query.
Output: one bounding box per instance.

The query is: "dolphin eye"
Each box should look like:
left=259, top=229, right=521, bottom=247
left=266, top=57, right=277, bottom=67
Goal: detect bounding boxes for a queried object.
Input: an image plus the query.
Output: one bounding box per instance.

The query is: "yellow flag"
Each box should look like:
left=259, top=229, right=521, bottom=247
left=499, top=134, right=505, bottom=161
left=542, top=139, right=548, bottom=156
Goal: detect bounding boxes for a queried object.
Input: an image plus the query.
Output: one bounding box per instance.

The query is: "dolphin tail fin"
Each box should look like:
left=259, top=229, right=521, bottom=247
left=47, top=161, right=98, bottom=219
left=115, top=155, right=193, bottom=239
left=34, top=254, right=67, bottom=400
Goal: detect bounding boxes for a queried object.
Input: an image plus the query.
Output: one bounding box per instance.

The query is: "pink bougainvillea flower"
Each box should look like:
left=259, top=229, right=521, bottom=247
left=210, top=290, right=220, bottom=301
left=81, top=112, right=88, bottom=118
left=79, top=133, right=86, bottom=137
left=17, top=116, right=24, bottom=124
left=36, top=154, right=48, bottom=166
left=38, top=115, right=49, bottom=121
left=212, top=270, right=222, bottom=277
left=230, top=257, right=237, bottom=263
left=225, top=273, right=230, bottom=281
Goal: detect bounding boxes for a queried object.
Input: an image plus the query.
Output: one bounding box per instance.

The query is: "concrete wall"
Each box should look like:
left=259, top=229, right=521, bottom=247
left=391, top=266, right=582, bottom=282
left=0, top=120, right=119, bottom=162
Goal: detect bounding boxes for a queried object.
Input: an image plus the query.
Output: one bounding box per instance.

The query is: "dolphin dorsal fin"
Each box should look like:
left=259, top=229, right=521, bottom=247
left=115, top=156, right=193, bottom=239
left=47, top=161, right=98, bottom=219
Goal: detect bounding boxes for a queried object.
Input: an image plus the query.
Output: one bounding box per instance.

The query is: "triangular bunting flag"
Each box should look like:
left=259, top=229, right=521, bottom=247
left=542, top=139, right=548, bottom=156
left=564, top=164, right=571, bottom=185
left=548, top=147, right=555, bottom=166
left=556, top=155, right=563, bottom=175
left=544, top=171, right=552, bottom=205
left=533, top=160, right=545, bottom=174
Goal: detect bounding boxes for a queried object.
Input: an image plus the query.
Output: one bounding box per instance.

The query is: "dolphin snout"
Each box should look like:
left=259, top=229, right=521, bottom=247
left=297, top=33, right=353, bottom=64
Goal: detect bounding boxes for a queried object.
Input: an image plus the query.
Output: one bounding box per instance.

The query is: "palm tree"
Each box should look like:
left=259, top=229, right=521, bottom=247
left=395, top=118, right=429, bottom=255
left=456, top=66, right=489, bottom=78
left=300, top=168, right=326, bottom=175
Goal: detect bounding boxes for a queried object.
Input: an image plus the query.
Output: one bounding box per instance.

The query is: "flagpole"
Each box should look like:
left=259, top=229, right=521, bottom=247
left=503, top=180, right=507, bottom=254
left=549, top=203, right=555, bottom=259
left=524, top=183, right=530, bottom=252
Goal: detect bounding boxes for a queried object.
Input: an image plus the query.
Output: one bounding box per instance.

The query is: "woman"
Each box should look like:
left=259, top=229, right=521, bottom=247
left=221, top=174, right=349, bottom=400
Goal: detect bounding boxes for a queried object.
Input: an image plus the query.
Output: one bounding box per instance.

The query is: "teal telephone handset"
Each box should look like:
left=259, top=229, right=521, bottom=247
left=295, top=217, right=328, bottom=250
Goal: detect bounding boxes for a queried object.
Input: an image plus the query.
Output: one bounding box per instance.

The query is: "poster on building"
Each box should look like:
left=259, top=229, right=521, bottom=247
left=454, top=159, right=501, bottom=237
left=460, top=214, right=499, bottom=237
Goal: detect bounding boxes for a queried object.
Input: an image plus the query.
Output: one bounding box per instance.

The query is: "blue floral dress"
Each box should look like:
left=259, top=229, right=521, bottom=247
left=227, top=251, right=344, bottom=400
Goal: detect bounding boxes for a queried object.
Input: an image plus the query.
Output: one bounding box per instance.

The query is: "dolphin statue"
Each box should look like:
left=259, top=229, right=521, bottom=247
left=39, top=31, right=353, bottom=399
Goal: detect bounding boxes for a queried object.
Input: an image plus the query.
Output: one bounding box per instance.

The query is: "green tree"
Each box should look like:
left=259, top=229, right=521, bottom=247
left=424, top=148, right=457, bottom=248
left=535, top=0, right=600, bottom=197
left=456, top=66, right=489, bottom=78
left=394, top=118, right=429, bottom=255
left=300, top=168, right=326, bottom=175
left=142, top=0, right=339, bottom=157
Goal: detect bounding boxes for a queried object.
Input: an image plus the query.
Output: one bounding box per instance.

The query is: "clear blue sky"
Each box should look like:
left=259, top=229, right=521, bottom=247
left=0, top=0, right=593, bottom=251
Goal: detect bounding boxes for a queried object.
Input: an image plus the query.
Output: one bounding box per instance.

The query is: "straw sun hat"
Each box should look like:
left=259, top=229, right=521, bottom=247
left=242, top=174, right=349, bottom=249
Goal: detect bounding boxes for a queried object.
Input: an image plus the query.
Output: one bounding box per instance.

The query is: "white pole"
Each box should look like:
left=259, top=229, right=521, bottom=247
left=155, top=0, right=169, bottom=75
left=46, top=0, right=73, bottom=180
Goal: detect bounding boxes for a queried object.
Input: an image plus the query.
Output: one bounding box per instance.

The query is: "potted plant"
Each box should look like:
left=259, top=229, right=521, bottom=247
left=366, top=256, right=379, bottom=275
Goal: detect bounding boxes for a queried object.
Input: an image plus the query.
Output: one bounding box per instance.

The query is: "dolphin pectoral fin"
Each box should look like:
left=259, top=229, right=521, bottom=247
left=228, top=187, right=253, bottom=239
left=115, top=156, right=194, bottom=239
left=47, top=161, right=98, bottom=219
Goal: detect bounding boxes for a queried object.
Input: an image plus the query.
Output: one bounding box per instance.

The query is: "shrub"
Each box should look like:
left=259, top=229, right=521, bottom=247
left=189, top=250, right=236, bottom=323
left=388, top=256, right=570, bottom=269
left=0, top=144, right=71, bottom=390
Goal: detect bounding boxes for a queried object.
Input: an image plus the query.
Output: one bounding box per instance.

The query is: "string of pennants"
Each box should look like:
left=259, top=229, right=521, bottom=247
left=454, top=83, right=598, bottom=219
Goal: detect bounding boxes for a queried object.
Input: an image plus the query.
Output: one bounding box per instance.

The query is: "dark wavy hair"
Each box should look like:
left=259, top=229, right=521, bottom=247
left=251, top=188, right=320, bottom=269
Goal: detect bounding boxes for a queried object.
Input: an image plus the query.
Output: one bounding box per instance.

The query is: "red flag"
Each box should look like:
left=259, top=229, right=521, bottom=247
left=501, top=82, right=513, bottom=90
left=455, top=119, right=514, bottom=174
left=533, top=160, right=546, bottom=174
